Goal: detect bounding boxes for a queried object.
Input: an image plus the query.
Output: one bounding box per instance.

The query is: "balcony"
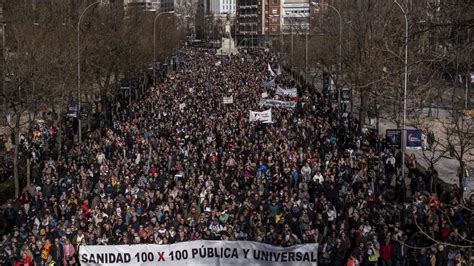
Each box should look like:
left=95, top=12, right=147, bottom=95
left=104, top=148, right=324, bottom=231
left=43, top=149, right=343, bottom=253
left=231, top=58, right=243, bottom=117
left=239, top=5, right=258, bottom=9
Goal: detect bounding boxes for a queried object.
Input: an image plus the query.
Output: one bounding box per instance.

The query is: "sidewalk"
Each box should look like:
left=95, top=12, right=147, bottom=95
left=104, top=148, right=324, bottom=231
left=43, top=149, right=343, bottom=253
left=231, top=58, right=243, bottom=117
left=289, top=66, right=473, bottom=198
left=377, top=114, right=474, bottom=199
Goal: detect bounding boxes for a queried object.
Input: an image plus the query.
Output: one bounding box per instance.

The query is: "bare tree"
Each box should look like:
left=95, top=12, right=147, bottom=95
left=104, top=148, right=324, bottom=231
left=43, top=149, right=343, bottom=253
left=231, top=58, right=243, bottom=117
left=438, top=106, right=474, bottom=199
left=1, top=2, right=64, bottom=197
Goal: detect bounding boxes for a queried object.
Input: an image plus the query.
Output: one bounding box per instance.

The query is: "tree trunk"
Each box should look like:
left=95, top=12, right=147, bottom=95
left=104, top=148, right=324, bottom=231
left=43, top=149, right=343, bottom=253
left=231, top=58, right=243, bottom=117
left=56, top=112, right=63, bottom=160
left=359, top=89, right=368, bottom=131
left=458, top=161, right=466, bottom=200
left=13, top=115, right=21, bottom=198
left=26, top=158, right=31, bottom=188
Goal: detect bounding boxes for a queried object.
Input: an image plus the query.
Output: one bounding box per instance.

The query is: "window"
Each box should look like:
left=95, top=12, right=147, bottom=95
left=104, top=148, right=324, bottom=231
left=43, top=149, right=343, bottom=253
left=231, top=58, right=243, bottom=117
left=272, top=8, right=277, bottom=14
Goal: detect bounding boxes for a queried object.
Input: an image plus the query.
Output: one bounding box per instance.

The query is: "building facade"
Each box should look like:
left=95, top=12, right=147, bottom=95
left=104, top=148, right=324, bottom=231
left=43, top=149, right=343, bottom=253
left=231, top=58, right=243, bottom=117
left=262, top=0, right=282, bottom=36
left=125, top=0, right=160, bottom=11
left=282, top=0, right=309, bottom=33
left=210, top=0, right=236, bottom=15
left=198, top=0, right=211, bottom=14
left=236, top=0, right=258, bottom=45
left=160, top=0, right=175, bottom=12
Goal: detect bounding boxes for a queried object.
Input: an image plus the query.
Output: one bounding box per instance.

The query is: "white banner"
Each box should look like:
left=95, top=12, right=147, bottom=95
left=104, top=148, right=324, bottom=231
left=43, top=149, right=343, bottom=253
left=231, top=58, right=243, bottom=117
left=249, top=109, right=272, bottom=123
left=276, top=87, right=297, bottom=98
left=79, top=240, right=318, bottom=266
left=223, top=96, right=234, bottom=104
left=261, top=92, right=268, bottom=98
left=259, top=99, right=297, bottom=109
left=268, top=63, right=276, bottom=76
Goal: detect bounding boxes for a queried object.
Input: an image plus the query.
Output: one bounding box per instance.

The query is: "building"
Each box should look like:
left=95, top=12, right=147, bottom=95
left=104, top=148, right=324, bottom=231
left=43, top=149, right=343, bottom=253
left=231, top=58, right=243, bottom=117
left=282, top=0, right=310, bottom=34
left=236, top=0, right=282, bottom=46
left=160, top=0, right=175, bottom=12
left=210, top=0, right=236, bottom=15
left=124, top=0, right=160, bottom=11
left=198, top=0, right=211, bottom=14
left=236, top=0, right=259, bottom=45
left=236, top=0, right=328, bottom=46
left=262, top=0, right=282, bottom=36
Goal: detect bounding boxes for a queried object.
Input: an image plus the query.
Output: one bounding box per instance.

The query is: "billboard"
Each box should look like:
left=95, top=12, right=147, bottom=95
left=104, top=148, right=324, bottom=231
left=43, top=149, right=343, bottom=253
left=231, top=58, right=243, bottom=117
left=341, top=89, right=351, bottom=103
left=386, top=129, right=401, bottom=149
left=406, top=129, right=422, bottom=150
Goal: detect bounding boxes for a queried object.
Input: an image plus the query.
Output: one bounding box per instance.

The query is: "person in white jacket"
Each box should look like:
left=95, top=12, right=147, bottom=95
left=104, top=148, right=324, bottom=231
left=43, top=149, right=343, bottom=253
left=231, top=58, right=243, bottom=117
left=313, top=171, right=324, bottom=183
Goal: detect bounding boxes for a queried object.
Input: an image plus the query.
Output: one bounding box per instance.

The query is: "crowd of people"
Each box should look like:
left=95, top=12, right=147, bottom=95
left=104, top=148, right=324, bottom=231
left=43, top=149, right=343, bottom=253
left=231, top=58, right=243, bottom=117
left=0, top=47, right=473, bottom=265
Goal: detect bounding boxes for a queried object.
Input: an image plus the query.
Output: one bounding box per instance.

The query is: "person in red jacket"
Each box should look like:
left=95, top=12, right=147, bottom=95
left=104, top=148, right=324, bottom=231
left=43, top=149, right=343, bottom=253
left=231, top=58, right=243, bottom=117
left=346, top=253, right=360, bottom=266
left=379, top=238, right=394, bottom=266
left=14, top=246, right=33, bottom=266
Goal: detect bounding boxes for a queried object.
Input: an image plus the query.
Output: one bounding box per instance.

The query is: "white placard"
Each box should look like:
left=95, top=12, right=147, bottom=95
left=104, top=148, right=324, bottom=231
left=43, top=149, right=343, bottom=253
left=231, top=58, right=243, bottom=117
left=223, top=96, right=234, bottom=104
left=249, top=109, right=273, bottom=123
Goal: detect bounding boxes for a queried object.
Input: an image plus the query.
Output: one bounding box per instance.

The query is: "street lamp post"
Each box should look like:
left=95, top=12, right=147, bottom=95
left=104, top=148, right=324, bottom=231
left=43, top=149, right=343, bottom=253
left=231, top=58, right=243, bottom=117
left=154, top=11, right=175, bottom=88
left=305, top=25, right=308, bottom=72
left=312, top=2, right=342, bottom=111
left=77, top=0, right=102, bottom=143
left=290, top=20, right=294, bottom=66
left=393, top=0, right=408, bottom=178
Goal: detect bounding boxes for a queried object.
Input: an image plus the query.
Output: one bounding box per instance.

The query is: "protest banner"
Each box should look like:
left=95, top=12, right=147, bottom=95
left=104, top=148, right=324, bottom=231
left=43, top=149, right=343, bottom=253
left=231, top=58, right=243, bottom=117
left=262, top=92, right=268, bottom=98
left=79, top=240, right=318, bottom=266
left=259, top=99, right=297, bottom=109
left=276, top=87, right=297, bottom=98
left=223, top=96, right=234, bottom=104
left=249, top=109, right=272, bottom=123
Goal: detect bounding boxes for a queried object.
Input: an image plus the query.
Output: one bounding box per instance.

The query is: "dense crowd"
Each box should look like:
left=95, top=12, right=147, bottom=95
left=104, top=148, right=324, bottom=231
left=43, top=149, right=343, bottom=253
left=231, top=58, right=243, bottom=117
left=0, top=47, right=473, bottom=265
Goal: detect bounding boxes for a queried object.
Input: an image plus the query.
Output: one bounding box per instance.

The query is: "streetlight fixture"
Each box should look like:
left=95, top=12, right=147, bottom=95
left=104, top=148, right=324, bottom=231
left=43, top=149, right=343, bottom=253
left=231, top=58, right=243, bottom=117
left=77, top=0, right=103, bottom=142
left=393, top=0, right=408, bottom=178
left=154, top=11, right=175, bottom=88
left=311, top=2, right=342, bottom=111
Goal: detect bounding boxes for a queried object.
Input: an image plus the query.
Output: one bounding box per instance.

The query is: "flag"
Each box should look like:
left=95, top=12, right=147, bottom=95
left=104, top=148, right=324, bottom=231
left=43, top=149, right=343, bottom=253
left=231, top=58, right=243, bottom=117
left=268, top=63, right=276, bottom=76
